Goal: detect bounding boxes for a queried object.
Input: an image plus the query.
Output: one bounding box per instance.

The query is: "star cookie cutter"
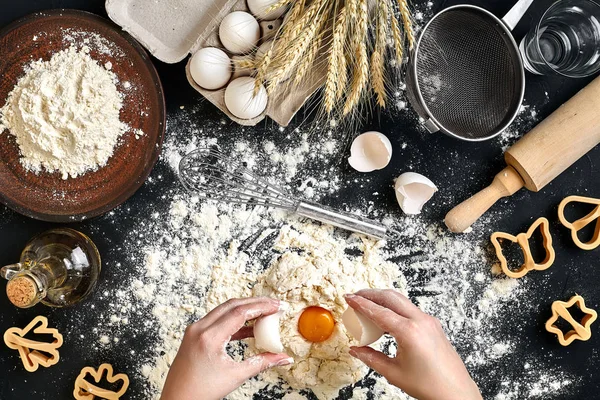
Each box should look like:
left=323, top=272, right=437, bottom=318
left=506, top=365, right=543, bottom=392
left=491, top=217, right=556, bottom=279
left=3, top=315, right=63, bottom=372
left=546, top=295, right=598, bottom=346
left=73, top=363, right=130, bottom=400
left=558, top=195, right=600, bottom=251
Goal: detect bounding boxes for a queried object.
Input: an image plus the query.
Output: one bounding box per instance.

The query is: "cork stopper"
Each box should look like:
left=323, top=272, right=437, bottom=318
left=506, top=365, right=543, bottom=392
left=6, top=276, right=38, bottom=308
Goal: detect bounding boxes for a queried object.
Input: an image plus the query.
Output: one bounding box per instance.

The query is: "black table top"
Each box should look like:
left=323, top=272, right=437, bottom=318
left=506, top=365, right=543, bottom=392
left=0, top=0, right=599, bottom=399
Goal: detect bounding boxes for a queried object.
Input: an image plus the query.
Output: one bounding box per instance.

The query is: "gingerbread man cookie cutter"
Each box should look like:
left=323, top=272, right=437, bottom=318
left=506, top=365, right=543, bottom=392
left=491, top=217, right=556, bottom=279
left=74, top=363, right=130, bottom=400
left=558, top=195, right=600, bottom=251
left=546, top=295, right=597, bottom=346
left=3, top=315, right=63, bottom=372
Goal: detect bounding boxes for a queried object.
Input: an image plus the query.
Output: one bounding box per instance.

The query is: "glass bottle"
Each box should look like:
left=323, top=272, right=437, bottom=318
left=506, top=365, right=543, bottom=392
left=1, top=228, right=101, bottom=308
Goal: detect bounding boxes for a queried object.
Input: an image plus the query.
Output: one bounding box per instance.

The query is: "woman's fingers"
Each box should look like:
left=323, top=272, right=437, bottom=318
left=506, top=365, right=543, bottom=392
left=199, top=297, right=280, bottom=329
left=349, top=346, right=396, bottom=376
left=212, top=298, right=281, bottom=341
left=231, top=326, right=254, bottom=341
left=354, top=289, right=422, bottom=319
left=237, top=353, right=294, bottom=381
left=345, top=294, right=409, bottom=336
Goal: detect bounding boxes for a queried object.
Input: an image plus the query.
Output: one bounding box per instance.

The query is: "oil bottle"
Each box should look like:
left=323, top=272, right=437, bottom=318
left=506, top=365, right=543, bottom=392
left=1, top=228, right=101, bottom=308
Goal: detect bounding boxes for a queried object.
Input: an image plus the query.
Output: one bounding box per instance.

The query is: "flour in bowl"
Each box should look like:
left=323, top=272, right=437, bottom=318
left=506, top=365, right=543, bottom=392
left=0, top=45, right=127, bottom=179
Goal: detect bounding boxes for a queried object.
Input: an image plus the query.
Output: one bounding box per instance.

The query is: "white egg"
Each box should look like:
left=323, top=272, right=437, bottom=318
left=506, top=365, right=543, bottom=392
left=189, top=47, right=232, bottom=90
left=219, top=11, right=261, bottom=54
left=394, top=172, right=438, bottom=215
left=248, top=0, right=287, bottom=20
left=224, top=77, right=268, bottom=119
left=348, top=131, right=392, bottom=172
left=254, top=305, right=287, bottom=353
left=342, top=307, right=385, bottom=346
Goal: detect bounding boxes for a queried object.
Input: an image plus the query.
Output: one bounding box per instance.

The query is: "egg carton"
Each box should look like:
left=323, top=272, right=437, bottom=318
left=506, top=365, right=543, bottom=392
left=106, top=0, right=324, bottom=126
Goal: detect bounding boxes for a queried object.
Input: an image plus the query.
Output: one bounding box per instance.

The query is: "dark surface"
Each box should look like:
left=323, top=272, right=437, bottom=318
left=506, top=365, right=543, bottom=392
left=0, top=9, right=165, bottom=222
left=0, top=0, right=599, bottom=399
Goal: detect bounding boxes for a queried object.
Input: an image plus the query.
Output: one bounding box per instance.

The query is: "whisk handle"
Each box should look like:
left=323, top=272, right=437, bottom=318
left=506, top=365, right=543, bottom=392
left=296, top=202, right=395, bottom=241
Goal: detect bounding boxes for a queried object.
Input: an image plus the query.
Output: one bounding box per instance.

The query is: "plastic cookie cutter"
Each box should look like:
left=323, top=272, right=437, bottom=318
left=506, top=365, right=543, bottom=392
left=490, top=217, right=556, bottom=279
left=546, top=295, right=598, bottom=346
left=3, top=315, right=63, bottom=372
left=74, top=363, right=130, bottom=400
left=558, top=195, right=600, bottom=251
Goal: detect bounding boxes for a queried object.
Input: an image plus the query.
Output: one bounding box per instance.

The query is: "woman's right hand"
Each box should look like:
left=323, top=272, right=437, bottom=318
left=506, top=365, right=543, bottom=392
left=345, top=289, right=482, bottom=400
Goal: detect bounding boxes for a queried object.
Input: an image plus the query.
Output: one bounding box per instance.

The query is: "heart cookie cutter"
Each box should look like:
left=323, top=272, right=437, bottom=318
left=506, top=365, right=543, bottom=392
left=491, top=217, right=556, bottom=278
left=3, top=315, right=63, bottom=372
left=546, top=295, right=597, bottom=346
left=558, top=195, right=600, bottom=251
left=74, top=363, right=129, bottom=400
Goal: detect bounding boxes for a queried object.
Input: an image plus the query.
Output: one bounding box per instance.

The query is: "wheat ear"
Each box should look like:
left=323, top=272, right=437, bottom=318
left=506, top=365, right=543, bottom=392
left=398, top=0, right=415, bottom=50
left=295, top=30, right=325, bottom=84
left=343, top=0, right=368, bottom=115
left=324, top=6, right=348, bottom=113
left=266, top=0, right=292, bottom=13
left=389, top=0, right=404, bottom=65
left=371, top=0, right=388, bottom=107
left=254, top=47, right=273, bottom=94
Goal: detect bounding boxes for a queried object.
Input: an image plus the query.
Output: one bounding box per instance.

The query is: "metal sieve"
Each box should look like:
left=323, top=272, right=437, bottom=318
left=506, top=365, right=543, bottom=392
left=406, top=0, right=534, bottom=141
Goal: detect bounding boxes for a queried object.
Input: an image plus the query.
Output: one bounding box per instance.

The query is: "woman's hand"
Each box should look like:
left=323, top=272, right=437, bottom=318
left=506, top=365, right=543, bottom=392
left=160, top=297, right=293, bottom=400
left=345, top=290, right=482, bottom=400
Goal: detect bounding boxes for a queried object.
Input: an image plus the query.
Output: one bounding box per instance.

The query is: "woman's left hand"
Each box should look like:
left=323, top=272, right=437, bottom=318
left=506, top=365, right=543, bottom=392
left=160, top=297, right=293, bottom=400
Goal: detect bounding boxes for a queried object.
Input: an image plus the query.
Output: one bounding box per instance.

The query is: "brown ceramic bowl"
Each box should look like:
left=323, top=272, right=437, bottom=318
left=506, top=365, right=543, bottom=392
left=0, top=9, right=165, bottom=222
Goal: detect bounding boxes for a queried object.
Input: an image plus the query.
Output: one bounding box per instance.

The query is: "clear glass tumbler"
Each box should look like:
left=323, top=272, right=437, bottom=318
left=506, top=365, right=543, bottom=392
left=519, top=0, right=600, bottom=78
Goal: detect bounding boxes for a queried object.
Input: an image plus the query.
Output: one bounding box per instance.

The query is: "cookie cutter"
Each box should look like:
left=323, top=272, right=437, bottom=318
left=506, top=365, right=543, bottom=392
left=491, top=217, right=556, bottom=278
left=3, top=315, right=63, bottom=372
left=73, top=363, right=130, bottom=400
left=558, top=195, right=600, bottom=251
left=546, top=295, right=598, bottom=346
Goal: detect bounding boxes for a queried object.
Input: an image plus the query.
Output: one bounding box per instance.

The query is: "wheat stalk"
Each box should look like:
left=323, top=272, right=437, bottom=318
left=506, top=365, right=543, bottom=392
left=371, top=0, right=389, bottom=107
left=324, top=6, right=348, bottom=113
left=343, top=0, right=368, bottom=115
left=398, top=0, right=415, bottom=50
left=388, top=0, right=404, bottom=65
left=234, top=58, right=256, bottom=70
left=266, top=0, right=293, bottom=13
left=295, top=31, right=325, bottom=84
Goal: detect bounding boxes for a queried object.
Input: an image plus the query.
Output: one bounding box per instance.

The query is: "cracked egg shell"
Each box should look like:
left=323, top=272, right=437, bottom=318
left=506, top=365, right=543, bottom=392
left=394, top=172, right=438, bottom=215
left=348, top=131, right=392, bottom=172
left=254, top=303, right=288, bottom=353
left=342, top=307, right=384, bottom=346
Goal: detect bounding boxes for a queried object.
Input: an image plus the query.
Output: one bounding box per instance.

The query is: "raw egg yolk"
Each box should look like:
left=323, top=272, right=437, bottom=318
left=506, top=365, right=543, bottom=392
left=298, top=306, right=335, bottom=342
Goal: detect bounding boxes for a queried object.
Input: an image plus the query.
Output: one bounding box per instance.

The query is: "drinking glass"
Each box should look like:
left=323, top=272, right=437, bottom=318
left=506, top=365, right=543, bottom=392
left=519, top=0, right=600, bottom=78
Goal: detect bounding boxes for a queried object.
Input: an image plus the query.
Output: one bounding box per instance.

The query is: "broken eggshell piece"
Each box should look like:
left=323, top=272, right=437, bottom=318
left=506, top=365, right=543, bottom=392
left=342, top=307, right=385, bottom=346
left=348, top=131, right=392, bottom=172
left=253, top=303, right=288, bottom=353
left=394, top=172, right=438, bottom=215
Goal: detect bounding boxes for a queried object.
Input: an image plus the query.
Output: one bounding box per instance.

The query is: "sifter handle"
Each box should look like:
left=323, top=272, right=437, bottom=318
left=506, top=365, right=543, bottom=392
left=296, top=202, right=399, bottom=240
left=502, top=0, right=535, bottom=31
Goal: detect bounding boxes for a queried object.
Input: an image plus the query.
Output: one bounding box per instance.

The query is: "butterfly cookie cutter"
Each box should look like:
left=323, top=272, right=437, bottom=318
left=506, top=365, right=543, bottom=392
left=558, top=195, right=600, bottom=251
left=546, top=295, right=597, bottom=346
left=74, top=363, right=130, bottom=400
left=491, top=217, right=556, bottom=279
left=3, top=315, right=63, bottom=372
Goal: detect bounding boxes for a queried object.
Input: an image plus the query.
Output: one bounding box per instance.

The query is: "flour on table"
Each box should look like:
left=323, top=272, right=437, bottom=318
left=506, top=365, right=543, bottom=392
left=0, top=46, right=127, bottom=179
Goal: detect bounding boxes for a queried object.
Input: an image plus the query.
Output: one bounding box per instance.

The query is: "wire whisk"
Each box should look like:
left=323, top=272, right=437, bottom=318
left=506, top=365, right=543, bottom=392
left=179, top=147, right=400, bottom=241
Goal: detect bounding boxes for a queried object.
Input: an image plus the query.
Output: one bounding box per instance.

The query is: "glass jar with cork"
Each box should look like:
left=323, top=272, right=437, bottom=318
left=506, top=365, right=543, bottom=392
left=1, top=228, right=101, bottom=308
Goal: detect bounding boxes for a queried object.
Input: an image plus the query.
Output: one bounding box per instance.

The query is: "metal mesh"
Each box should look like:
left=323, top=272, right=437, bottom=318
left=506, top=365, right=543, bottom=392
left=415, top=8, right=523, bottom=140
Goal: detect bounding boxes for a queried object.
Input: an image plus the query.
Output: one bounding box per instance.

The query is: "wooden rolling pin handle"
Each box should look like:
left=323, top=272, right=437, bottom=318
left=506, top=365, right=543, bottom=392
left=445, top=166, right=525, bottom=233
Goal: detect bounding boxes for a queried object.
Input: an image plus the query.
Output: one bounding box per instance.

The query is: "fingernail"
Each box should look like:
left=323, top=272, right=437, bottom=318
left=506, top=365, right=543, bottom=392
left=276, top=357, right=294, bottom=366
left=278, top=300, right=290, bottom=311
left=345, top=294, right=357, bottom=299
left=349, top=348, right=357, bottom=357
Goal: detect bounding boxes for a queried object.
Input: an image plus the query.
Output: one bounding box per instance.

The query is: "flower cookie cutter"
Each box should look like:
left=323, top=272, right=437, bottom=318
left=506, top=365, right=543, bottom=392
left=491, top=217, right=556, bottom=278
left=546, top=295, right=598, bottom=346
left=73, top=363, right=130, bottom=400
left=558, top=195, right=600, bottom=251
left=3, top=315, right=63, bottom=372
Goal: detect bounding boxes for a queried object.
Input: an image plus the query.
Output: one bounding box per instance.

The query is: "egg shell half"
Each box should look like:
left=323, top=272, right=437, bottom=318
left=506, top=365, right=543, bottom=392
left=342, top=307, right=385, bottom=346
left=348, top=131, right=392, bottom=173
left=219, top=11, right=261, bottom=54
left=254, top=308, right=285, bottom=353
left=394, top=172, right=438, bottom=215
left=189, top=47, right=232, bottom=90
left=224, top=77, right=268, bottom=119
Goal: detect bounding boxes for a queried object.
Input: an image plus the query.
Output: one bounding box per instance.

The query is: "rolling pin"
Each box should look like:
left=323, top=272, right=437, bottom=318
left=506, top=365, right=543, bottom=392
left=445, top=76, right=600, bottom=233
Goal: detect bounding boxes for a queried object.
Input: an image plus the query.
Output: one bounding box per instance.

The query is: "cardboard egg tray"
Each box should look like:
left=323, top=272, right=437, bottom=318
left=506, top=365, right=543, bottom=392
left=106, top=0, right=325, bottom=126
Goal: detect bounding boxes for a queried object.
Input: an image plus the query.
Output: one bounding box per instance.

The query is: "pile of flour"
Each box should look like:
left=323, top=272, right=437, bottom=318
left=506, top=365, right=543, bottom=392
left=0, top=45, right=127, bottom=179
